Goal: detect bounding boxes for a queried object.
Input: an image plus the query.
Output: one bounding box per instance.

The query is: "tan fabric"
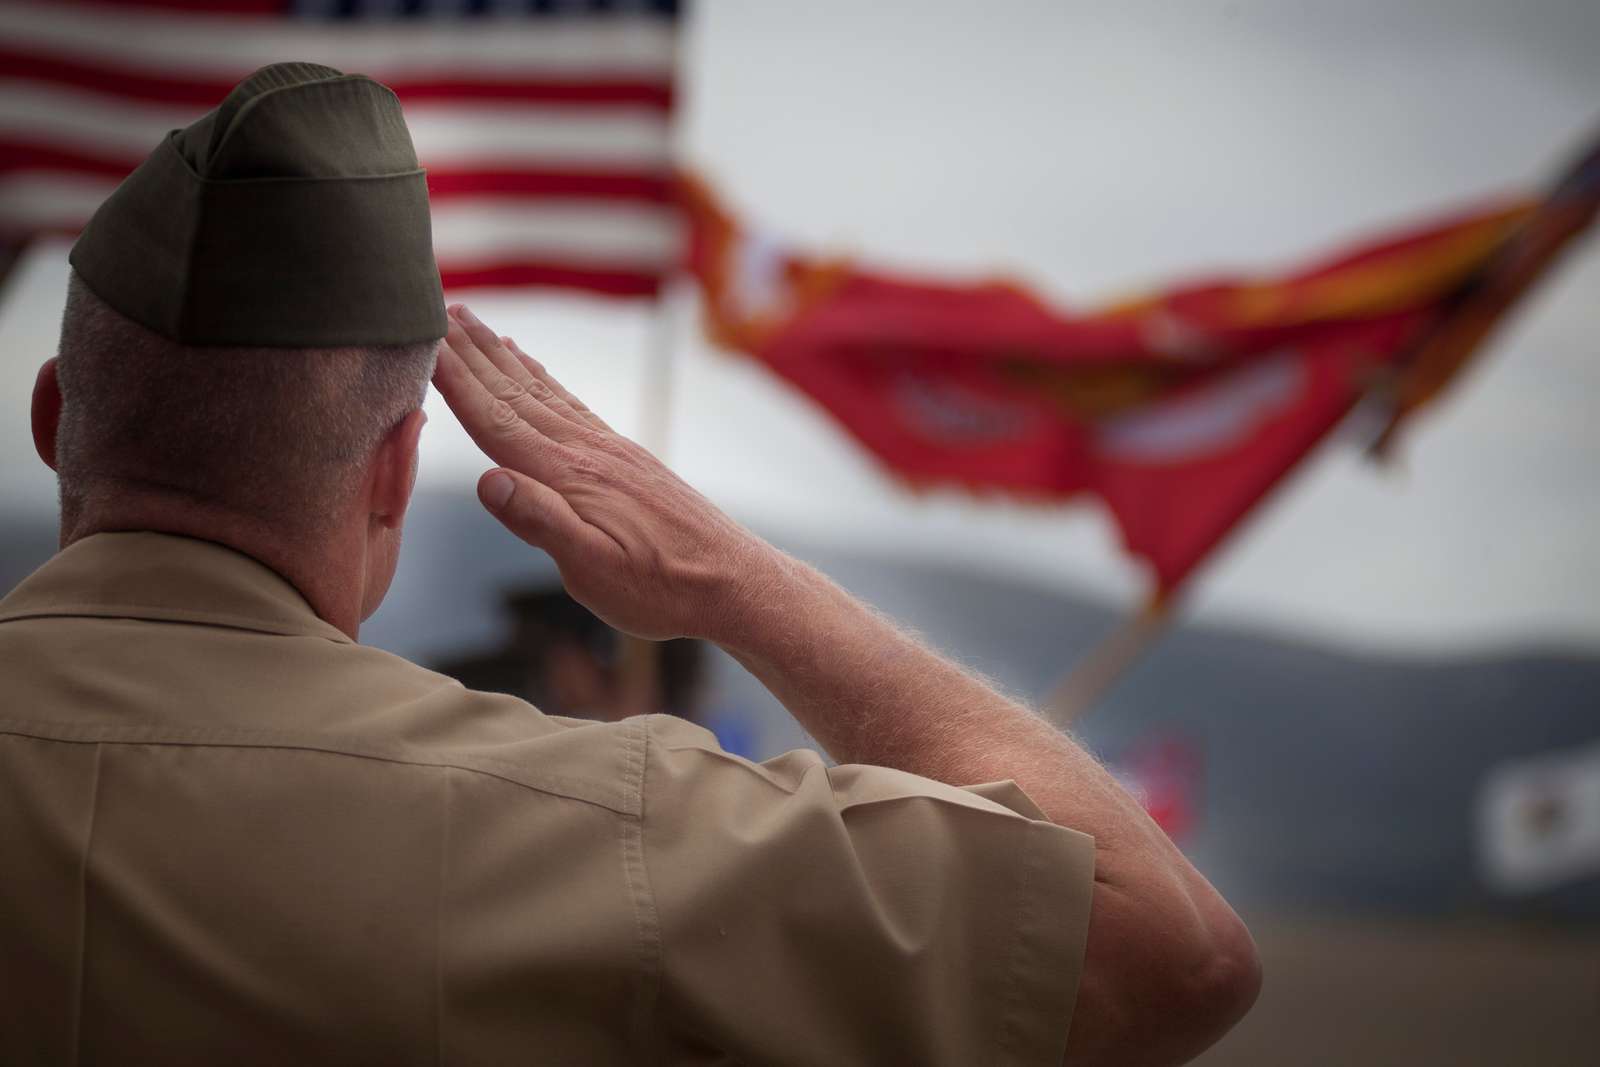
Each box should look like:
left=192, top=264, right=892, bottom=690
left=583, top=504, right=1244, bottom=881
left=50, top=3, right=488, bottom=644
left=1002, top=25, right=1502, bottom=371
left=0, top=532, right=1095, bottom=1065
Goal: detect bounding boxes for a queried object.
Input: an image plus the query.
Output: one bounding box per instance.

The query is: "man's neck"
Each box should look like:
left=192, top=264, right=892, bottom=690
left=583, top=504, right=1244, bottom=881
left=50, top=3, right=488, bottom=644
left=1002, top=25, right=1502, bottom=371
left=63, top=494, right=368, bottom=639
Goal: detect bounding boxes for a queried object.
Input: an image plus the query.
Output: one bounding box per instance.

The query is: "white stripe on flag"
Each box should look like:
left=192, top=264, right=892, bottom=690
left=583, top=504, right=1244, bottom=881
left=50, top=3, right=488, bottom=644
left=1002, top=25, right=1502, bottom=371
left=431, top=199, right=678, bottom=266
left=0, top=82, right=673, bottom=168
left=1, top=174, right=676, bottom=271
left=407, top=104, right=671, bottom=168
left=0, top=1, right=678, bottom=79
left=0, top=83, right=208, bottom=158
left=0, top=171, right=111, bottom=230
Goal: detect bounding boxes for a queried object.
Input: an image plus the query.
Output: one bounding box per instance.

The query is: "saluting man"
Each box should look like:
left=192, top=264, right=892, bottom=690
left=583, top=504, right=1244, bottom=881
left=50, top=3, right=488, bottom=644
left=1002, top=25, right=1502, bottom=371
left=1, top=63, right=1258, bottom=1066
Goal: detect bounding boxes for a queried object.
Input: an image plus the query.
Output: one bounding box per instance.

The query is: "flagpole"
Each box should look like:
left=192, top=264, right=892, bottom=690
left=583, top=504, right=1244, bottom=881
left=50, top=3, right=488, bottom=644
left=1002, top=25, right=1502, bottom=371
left=615, top=274, right=680, bottom=717
left=1043, top=597, right=1172, bottom=725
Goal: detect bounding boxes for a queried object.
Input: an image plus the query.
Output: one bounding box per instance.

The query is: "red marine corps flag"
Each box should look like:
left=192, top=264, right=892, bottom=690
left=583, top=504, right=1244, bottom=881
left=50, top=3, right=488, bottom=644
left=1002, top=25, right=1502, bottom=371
left=0, top=0, right=681, bottom=297
left=682, top=133, right=1600, bottom=601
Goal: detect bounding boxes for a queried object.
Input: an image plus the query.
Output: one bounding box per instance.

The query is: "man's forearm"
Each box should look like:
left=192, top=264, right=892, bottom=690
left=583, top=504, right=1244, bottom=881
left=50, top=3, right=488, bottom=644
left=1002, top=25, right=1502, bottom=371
left=712, top=552, right=1148, bottom=851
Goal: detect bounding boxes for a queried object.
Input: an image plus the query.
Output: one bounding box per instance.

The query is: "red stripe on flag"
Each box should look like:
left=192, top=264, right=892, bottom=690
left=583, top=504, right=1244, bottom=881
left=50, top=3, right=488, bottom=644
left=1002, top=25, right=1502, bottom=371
left=0, top=141, right=135, bottom=180
left=424, top=168, right=673, bottom=203
left=0, top=141, right=675, bottom=209
left=0, top=222, right=75, bottom=243
left=0, top=49, right=675, bottom=111
left=403, top=79, right=672, bottom=111
left=441, top=261, right=663, bottom=297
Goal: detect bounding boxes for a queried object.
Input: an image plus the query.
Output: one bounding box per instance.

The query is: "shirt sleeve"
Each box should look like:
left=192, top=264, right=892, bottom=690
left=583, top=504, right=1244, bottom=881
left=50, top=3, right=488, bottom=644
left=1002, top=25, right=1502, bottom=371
left=641, top=715, right=1096, bottom=1067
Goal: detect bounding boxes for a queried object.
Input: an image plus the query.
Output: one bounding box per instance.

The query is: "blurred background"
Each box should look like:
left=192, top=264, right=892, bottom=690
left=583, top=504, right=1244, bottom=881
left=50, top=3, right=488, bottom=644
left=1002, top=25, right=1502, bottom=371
left=2, top=2, right=1597, bottom=1063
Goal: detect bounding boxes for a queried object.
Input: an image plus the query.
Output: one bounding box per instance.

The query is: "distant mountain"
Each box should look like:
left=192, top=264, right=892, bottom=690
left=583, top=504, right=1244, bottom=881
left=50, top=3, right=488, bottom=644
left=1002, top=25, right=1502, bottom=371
left=5, top=491, right=1597, bottom=924
left=793, top=543, right=1600, bottom=925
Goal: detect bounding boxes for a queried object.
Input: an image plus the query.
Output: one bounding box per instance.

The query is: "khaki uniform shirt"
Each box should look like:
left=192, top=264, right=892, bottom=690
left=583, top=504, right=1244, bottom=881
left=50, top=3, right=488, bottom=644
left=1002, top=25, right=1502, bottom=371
left=0, top=532, right=1095, bottom=1065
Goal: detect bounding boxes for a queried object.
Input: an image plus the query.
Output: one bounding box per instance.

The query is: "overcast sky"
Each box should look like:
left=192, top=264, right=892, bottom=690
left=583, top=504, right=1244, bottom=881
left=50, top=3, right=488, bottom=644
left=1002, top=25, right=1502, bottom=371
left=2, top=0, right=1597, bottom=651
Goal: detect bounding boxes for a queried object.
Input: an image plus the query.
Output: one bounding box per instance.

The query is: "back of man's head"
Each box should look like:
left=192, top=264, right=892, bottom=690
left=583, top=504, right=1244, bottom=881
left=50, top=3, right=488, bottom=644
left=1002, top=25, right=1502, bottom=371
left=53, top=273, right=437, bottom=536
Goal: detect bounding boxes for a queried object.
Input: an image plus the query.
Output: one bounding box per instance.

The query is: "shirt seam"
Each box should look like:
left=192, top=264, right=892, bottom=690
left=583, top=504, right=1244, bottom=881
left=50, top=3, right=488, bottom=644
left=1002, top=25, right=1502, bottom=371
left=0, top=725, right=633, bottom=817
left=659, top=741, right=803, bottom=796
left=67, top=742, right=102, bottom=1066
left=623, top=717, right=663, bottom=1056
left=433, top=767, right=452, bottom=1067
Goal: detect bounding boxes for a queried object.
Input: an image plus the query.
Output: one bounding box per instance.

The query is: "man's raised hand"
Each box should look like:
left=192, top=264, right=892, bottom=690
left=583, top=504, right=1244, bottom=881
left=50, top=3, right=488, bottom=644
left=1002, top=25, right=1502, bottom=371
left=431, top=304, right=777, bottom=642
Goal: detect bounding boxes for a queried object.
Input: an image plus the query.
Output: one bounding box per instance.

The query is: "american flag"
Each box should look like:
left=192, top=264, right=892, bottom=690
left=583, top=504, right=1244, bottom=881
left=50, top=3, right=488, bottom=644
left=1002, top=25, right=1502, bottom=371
left=0, top=0, right=682, bottom=298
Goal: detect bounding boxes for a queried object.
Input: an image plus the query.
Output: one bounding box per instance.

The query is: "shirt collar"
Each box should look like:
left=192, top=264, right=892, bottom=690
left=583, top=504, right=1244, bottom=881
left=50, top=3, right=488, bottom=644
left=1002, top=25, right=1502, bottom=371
left=0, top=531, right=352, bottom=644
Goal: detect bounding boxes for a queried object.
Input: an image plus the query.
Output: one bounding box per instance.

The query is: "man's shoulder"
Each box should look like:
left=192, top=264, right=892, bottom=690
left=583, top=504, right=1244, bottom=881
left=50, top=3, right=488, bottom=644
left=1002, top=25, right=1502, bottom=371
left=1, top=605, right=651, bottom=817
left=326, top=641, right=653, bottom=815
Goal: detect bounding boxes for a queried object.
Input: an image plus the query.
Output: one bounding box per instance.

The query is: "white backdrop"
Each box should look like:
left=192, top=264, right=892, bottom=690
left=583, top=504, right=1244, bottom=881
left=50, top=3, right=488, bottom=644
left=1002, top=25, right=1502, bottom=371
left=2, top=0, right=1597, bottom=651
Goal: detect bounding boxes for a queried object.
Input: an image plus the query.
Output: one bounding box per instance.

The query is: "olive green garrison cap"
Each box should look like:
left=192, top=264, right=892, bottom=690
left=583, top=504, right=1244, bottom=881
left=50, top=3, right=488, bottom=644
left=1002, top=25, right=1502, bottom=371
left=69, top=62, right=446, bottom=347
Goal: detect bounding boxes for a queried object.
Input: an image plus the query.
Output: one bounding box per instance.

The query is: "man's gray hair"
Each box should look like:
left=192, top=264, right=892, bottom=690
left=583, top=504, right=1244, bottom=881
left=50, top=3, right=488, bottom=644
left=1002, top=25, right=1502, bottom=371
left=54, top=271, right=438, bottom=533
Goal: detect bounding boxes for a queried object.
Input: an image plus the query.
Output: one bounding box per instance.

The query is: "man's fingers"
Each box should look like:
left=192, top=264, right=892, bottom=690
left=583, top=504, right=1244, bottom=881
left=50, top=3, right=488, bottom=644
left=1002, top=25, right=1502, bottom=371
left=449, top=305, right=592, bottom=432
left=451, top=304, right=528, bottom=385
left=444, top=315, right=525, bottom=396
left=442, top=315, right=584, bottom=447
left=477, top=467, right=607, bottom=562
left=432, top=340, right=569, bottom=481
left=501, top=335, right=612, bottom=432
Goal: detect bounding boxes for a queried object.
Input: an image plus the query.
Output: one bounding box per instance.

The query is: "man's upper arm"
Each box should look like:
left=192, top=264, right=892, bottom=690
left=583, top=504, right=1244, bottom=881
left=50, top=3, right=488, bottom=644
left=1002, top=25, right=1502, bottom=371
left=641, top=717, right=1095, bottom=1067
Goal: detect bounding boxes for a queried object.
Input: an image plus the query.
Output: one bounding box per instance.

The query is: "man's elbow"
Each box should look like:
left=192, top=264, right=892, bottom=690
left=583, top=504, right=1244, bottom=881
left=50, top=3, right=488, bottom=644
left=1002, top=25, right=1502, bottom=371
left=1178, top=909, right=1262, bottom=1044
left=1069, top=888, right=1262, bottom=1066
left=1149, top=903, right=1262, bottom=1064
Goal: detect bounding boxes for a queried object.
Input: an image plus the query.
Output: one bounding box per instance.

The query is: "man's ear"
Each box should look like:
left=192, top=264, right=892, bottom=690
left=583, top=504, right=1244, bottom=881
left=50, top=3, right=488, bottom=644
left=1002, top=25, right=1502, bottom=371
left=370, top=406, right=427, bottom=530
left=31, top=358, right=62, bottom=471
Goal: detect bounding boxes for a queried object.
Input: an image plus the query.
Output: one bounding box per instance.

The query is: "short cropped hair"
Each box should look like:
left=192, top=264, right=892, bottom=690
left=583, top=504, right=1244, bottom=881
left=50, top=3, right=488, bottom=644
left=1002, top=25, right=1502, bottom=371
left=54, top=271, right=438, bottom=533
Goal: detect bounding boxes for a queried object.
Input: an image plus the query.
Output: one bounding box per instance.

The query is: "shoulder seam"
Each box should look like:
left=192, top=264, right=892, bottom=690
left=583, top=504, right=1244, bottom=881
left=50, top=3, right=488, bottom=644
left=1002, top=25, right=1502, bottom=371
left=0, top=606, right=349, bottom=644
left=0, top=723, right=632, bottom=816
left=657, top=739, right=804, bottom=797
